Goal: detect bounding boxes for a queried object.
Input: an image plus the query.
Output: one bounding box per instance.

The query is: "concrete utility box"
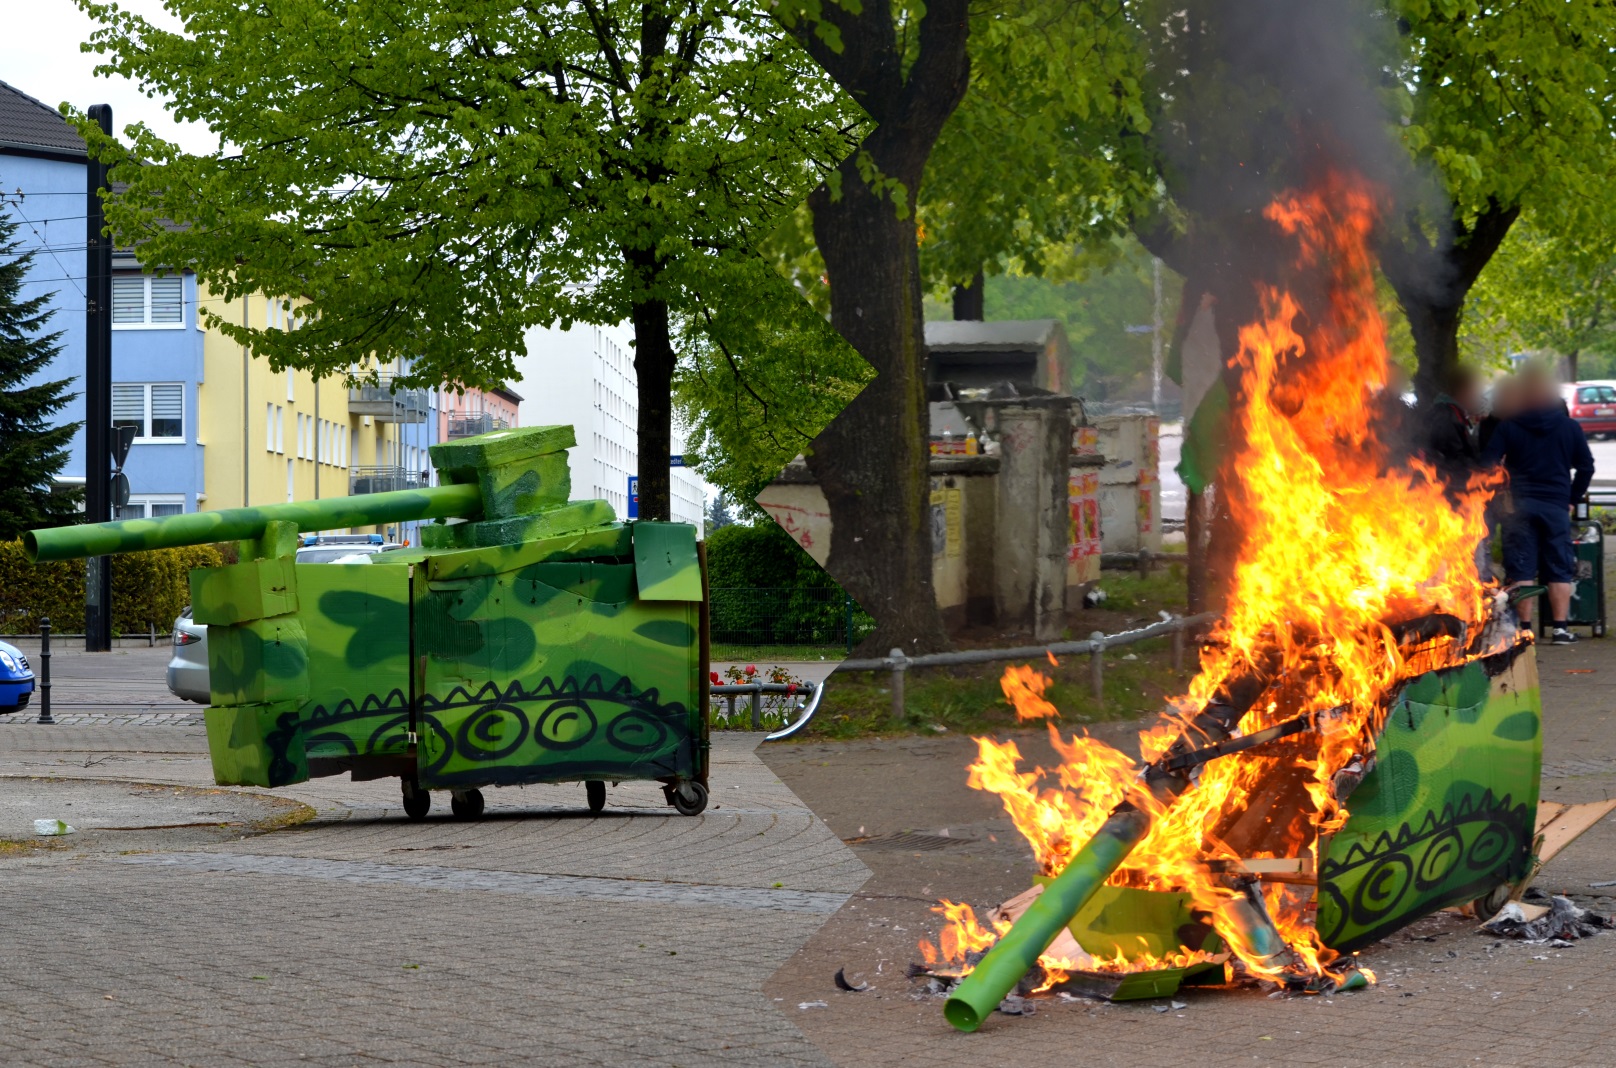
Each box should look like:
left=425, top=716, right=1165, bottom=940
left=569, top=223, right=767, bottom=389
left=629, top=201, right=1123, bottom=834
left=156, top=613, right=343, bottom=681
left=1095, top=414, right=1162, bottom=555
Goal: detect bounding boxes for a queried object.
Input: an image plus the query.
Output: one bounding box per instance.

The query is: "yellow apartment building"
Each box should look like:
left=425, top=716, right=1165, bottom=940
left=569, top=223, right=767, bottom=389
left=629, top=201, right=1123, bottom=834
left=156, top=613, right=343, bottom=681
left=196, top=284, right=439, bottom=543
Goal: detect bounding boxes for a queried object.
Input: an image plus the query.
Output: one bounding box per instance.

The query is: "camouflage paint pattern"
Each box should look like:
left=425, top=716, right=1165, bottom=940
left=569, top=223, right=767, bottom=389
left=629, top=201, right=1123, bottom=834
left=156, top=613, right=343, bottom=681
left=1316, top=641, right=1541, bottom=950
left=23, top=424, right=707, bottom=797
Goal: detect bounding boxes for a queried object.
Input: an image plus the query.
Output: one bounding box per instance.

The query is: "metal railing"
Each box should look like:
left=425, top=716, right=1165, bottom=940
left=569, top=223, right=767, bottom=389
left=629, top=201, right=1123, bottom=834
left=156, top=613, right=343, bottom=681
left=711, top=680, right=825, bottom=741
left=348, top=375, right=429, bottom=423
left=447, top=412, right=510, bottom=439
left=350, top=466, right=429, bottom=495
left=831, top=612, right=1217, bottom=724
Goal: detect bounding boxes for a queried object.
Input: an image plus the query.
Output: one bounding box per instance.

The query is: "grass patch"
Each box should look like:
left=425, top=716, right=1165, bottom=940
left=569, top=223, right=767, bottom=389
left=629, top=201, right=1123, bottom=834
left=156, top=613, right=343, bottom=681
left=0, top=838, right=59, bottom=856
left=1090, top=562, right=1190, bottom=615
left=250, top=802, right=317, bottom=834
left=804, top=637, right=1192, bottom=741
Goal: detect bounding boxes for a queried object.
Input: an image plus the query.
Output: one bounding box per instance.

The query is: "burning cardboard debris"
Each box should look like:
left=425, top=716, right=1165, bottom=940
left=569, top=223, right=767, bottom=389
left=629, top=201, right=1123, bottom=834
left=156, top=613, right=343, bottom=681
left=917, top=171, right=1558, bottom=1033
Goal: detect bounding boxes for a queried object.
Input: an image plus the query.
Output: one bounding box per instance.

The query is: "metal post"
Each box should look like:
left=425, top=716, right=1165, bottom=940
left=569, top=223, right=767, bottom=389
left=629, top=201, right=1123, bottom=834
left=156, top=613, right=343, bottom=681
left=889, top=648, right=907, bottom=724
left=84, top=103, right=114, bottom=653
left=845, top=592, right=854, bottom=655
left=1089, top=631, right=1106, bottom=706
left=1171, top=616, right=1186, bottom=672
left=725, top=694, right=736, bottom=723
left=1151, top=256, right=1164, bottom=413
left=148, top=621, right=156, bottom=647
left=37, top=618, right=52, bottom=724
left=751, top=684, right=763, bottom=730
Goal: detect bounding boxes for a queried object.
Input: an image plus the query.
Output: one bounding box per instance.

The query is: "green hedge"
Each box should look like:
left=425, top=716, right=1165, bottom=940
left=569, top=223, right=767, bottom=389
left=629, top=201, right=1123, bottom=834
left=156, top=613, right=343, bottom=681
left=706, top=523, right=873, bottom=647
left=0, top=540, right=224, bottom=635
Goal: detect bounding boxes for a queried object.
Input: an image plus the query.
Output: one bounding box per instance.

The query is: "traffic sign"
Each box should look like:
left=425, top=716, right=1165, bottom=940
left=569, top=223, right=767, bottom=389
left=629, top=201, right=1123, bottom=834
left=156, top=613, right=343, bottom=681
left=627, top=475, right=639, bottom=519
left=111, top=424, right=136, bottom=468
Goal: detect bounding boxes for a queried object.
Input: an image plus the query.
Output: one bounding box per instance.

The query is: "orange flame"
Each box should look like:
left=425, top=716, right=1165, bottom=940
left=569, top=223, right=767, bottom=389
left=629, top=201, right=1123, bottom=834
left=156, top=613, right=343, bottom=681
left=925, top=170, right=1506, bottom=989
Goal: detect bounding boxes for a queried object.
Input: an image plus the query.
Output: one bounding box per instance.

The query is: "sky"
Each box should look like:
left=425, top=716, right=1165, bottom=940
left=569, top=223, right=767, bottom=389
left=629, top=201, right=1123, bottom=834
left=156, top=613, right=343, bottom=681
left=4, top=0, right=216, bottom=156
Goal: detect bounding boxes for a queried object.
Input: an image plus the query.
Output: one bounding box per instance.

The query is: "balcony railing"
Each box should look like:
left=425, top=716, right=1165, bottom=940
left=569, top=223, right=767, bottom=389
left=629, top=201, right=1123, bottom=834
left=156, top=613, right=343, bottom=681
left=350, top=466, right=429, bottom=495
left=446, top=412, right=511, bottom=439
left=348, top=374, right=429, bottom=423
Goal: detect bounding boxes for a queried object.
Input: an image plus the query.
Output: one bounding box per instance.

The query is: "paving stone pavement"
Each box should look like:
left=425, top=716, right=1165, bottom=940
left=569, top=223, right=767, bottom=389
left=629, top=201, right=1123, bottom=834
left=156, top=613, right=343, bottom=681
left=0, top=716, right=870, bottom=1067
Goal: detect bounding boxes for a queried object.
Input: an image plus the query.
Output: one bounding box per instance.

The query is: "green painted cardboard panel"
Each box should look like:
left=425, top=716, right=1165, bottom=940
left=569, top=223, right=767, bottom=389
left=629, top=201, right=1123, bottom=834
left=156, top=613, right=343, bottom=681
left=205, top=702, right=307, bottom=787
left=190, top=558, right=298, bottom=625
left=1036, top=879, right=1223, bottom=962
left=1317, top=645, right=1541, bottom=951
left=426, top=524, right=634, bottom=582
left=294, top=563, right=415, bottom=763
left=422, top=499, right=617, bottom=550
left=208, top=616, right=310, bottom=706
left=633, top=522, right=703, bottom=602
left=414, top=565, right=701, bottom=790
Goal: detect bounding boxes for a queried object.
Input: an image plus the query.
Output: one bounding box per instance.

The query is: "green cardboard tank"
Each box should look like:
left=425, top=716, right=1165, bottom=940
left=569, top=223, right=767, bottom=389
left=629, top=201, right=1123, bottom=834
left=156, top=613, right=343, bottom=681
left=25, top=425, right=711, bottom=820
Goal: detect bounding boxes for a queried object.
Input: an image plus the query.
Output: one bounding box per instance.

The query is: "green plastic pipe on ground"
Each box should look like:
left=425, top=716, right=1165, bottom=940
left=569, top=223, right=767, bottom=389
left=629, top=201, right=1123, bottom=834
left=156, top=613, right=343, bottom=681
left=943, top=805, right=1153, bottom=1033
left=24, top=483, right=484, bottom=562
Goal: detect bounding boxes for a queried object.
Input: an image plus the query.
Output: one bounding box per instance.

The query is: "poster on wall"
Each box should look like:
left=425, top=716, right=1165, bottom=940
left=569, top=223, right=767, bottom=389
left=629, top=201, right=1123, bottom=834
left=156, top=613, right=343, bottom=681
left=1067, top=471, right=1101, bottom=562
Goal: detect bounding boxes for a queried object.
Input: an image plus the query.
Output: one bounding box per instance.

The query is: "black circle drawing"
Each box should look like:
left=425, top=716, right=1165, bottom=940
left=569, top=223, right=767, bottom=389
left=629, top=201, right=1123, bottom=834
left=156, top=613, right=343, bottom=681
left=607, top=707, right=673, bottom=754
left=533, top=699, right=600, bottom=751
left=455, top=702, right=530, bottom=762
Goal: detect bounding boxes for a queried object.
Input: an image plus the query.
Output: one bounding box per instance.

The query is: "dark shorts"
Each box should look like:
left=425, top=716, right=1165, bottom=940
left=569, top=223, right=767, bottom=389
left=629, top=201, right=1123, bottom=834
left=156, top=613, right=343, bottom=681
left=1502, top=498, right=1576, bottom=584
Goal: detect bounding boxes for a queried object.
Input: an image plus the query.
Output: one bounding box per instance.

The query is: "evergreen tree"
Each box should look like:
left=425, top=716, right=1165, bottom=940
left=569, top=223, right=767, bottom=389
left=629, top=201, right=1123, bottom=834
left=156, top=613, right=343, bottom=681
left=0, top=212, right=82, bottom=538
left=706, top=493, right=736, bottom=534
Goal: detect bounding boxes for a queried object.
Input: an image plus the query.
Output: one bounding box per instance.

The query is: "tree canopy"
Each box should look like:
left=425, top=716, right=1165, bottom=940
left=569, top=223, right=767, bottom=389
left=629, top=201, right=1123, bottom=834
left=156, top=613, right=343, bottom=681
left=75, top=0, right=859, bottom=518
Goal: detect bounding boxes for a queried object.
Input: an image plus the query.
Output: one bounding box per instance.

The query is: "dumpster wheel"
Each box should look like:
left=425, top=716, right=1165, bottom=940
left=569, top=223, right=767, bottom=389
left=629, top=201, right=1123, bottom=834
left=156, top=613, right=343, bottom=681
left=670, top=781, right=708, bottom=817
left=401, top=777, right=430, bottom=821
left=451, top=789, right=485, bottom=820
left=586, top=780, right=606, bottom=814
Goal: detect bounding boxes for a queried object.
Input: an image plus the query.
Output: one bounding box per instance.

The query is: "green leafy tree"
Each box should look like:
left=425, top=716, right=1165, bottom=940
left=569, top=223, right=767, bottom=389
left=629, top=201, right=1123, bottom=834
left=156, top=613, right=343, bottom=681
left=1378, top=1, right=1616, bottom=401
left=773, top=0, right=1147, bottom=651
left=0, top=211, right=82, bottom=538
left=772, top=0, right=972, bottom=654
left=1465, top=215, right=1616, bottom=382
left=673, top=249, right=872, bottom=507
left=74, top=0, right=857, bottom=521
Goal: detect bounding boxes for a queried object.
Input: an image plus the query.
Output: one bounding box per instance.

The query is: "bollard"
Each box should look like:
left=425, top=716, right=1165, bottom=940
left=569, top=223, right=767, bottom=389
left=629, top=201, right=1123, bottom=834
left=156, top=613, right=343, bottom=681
left=148, top=621, right=156, bottom=647
left=890, top=648, right=907, bottom=724
left=37, top=617, right=52, bottom=724
left=1171, top=616, right=1185, bottom=671
left=1089, top=631, right=1106, bottom=706
left=751, top=684, right=763, bottom=730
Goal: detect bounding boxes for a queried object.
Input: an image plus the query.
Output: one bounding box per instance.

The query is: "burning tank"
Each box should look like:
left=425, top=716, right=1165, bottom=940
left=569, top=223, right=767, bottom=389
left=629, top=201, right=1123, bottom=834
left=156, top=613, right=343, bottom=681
left=919, top=174, right=1556, bottom=1030
left=24, top=424, right=710, bottom=820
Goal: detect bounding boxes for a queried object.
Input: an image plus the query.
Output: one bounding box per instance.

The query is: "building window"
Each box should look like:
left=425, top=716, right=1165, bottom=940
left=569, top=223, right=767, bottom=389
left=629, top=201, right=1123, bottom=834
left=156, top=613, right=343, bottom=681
left=287, top=459, right=294, bottom=502
left=116, top=495, right=185, bottom=520
left=111, top=275, right=183, bottom=328
left=112, top=383, right=184, bottom=443
left=266, top=403, right=275, bottom=451
left=275, top=406, right=285, bottom=454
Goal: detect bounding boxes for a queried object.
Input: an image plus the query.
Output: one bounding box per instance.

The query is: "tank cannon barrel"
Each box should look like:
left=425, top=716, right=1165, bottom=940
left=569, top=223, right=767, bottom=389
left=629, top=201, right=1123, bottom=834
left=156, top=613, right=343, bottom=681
left=23, top=483, right=483, bottom=563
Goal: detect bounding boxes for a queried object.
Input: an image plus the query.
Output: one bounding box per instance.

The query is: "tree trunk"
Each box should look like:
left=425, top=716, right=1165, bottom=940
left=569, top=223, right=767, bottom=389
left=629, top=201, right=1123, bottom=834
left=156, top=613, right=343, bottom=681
left=952, top=268, right=985, bottom=320
left=1381, top=201, right=1519, bottom=404
left=806, top=165, right=947, bottom=654
left=788, top=0, right=971, bottom=655
left=1567, top=350, right=1580, bottom=384
left=630, top=295, right=675, bottom=522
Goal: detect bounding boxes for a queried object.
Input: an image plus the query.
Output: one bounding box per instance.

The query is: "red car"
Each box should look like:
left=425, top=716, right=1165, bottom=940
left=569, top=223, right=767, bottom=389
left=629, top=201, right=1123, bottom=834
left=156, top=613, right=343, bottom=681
left=1563, top=381, right=1616, bottom=438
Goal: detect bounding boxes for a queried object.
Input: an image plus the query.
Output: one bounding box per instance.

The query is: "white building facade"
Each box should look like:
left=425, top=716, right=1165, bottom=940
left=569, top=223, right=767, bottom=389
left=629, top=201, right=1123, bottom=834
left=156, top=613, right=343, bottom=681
left=516, top=322, right=707, bottom=530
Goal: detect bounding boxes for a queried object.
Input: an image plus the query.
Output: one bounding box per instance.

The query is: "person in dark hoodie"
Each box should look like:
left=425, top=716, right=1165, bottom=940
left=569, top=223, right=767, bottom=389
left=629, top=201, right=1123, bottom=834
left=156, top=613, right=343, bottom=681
left=1482, top=365, right=1595, bottom=643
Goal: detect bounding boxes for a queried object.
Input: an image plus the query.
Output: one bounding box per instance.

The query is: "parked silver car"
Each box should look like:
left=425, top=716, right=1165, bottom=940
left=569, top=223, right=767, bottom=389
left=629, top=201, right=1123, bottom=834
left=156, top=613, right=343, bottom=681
left=166, top=539, right=401, bottom=704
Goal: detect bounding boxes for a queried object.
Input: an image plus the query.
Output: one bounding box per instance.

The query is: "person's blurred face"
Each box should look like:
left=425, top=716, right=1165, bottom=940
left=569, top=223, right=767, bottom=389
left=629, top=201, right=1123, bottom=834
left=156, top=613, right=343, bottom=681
left=1456, top=380, right=1483, bottom=416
